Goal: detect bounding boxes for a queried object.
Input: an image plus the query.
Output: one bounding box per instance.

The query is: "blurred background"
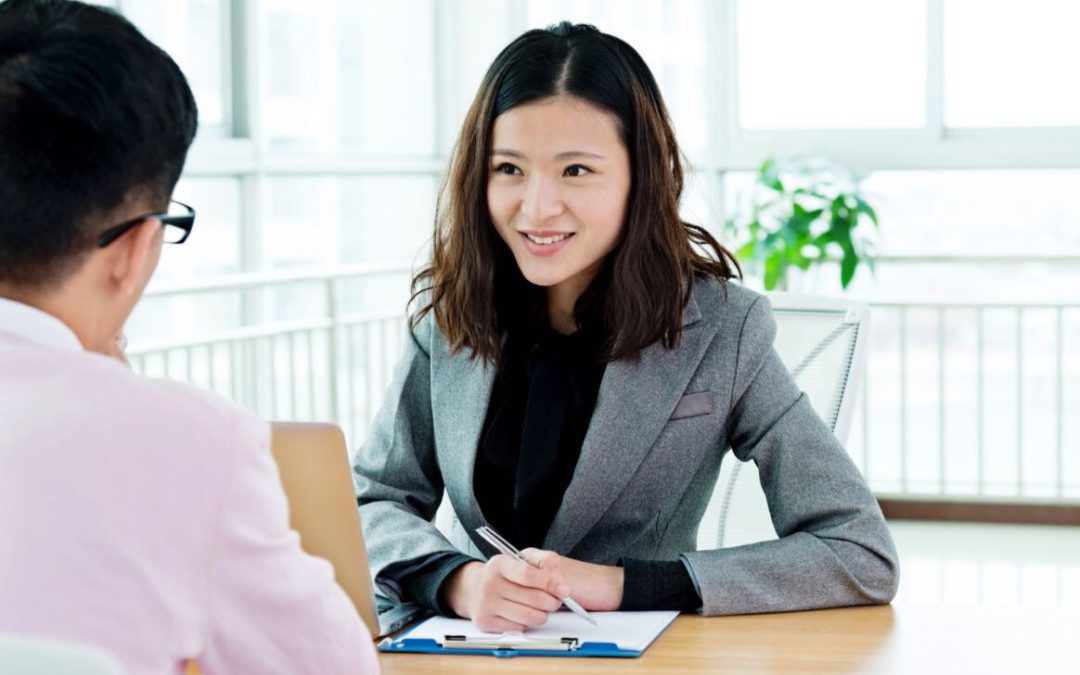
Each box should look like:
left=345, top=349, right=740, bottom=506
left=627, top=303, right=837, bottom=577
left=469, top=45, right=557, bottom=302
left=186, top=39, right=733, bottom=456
left=96, top=1, right=1079, bottom=516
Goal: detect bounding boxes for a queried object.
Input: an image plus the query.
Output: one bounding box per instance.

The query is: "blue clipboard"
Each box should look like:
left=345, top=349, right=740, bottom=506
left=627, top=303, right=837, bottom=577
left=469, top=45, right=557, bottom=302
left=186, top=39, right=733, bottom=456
left=380, top=633, right=641, bottom=658
left=379, top=611, right=679, bottom=658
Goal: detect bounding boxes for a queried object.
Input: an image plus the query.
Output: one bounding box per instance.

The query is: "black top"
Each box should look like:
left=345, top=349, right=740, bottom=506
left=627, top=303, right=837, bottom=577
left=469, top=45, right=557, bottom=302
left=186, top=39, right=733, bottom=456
left=474, top=322, right=606, bottom=550
left=398, top=320, right=702, bottom=615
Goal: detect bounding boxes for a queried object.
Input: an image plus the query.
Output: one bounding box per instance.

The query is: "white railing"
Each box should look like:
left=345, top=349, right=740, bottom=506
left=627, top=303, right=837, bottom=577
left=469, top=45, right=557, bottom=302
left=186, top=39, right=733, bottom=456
left=849, top=299, right=1079, bottom=502
left=128, top=265, right=1080, bottom=503
left=129, top=264, right=413, bottom=447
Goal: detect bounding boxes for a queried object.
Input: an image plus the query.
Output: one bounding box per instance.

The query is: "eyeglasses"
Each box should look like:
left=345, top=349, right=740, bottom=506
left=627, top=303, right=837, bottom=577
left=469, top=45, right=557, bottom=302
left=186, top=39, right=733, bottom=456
left=97, top=200, right=196, bottom=248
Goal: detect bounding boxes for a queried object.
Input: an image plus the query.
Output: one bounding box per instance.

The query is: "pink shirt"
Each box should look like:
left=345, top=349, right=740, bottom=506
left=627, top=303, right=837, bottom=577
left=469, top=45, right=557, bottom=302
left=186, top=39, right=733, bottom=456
left=0, top=298, right=379, bottom=675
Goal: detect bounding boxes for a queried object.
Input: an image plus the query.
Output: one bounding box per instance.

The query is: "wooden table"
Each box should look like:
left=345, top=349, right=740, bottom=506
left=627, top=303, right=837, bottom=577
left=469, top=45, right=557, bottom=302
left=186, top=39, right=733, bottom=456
left=376, top=604, right=1077, bottom=674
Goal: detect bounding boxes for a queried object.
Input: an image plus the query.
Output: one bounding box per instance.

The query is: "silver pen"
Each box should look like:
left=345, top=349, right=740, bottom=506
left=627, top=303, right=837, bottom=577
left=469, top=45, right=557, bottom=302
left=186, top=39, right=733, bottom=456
left=475, top=526, right=599, bottom=627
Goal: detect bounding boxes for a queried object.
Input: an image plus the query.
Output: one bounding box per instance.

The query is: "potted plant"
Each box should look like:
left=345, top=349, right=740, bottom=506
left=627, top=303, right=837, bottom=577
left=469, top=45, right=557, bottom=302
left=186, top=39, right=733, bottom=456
left=725, top=157, right=880, bottom=291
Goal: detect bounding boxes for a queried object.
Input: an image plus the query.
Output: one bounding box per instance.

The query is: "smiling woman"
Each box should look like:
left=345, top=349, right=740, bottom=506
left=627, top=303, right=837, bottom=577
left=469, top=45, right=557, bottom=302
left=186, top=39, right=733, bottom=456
left=487, top=96, right=631, bottom=333
left=413, top=22, right=738, bottom=363
left=353, top=21, right=899, bottom=634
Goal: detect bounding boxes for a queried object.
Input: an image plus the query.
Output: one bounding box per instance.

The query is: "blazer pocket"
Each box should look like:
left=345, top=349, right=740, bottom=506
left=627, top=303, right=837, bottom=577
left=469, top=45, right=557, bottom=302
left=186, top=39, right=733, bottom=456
left=669, top=391, right=714, bottom=420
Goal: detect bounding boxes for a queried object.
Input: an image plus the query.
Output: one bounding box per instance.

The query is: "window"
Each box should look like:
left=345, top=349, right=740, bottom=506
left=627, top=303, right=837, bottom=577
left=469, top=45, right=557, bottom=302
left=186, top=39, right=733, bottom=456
left=737, top=0, right=926, bottom=129
left=124, top=0, right=230, bottom=133
left=257, top=0, right=436, bottom=156
left=261, top=176, right=435, bottom=269
left=524, top=0, right=710, bottom=155
left=155, top=178, right=242, bottom=281
left=945, top=0, right=1080, bottom=127
left=107, top=0, right=1078, bottom=499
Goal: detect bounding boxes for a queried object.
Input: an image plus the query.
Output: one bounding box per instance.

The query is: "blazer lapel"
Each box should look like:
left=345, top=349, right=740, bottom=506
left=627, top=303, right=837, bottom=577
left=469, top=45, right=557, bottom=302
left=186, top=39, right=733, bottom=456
left=543, top=288, right=718, bottom=554
left=430, top=345, right=494, bottom=548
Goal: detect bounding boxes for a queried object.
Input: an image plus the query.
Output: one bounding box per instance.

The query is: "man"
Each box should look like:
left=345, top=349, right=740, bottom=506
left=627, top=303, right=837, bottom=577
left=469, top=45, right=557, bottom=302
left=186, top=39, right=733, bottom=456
left=0, top=1, right=378, bottom=672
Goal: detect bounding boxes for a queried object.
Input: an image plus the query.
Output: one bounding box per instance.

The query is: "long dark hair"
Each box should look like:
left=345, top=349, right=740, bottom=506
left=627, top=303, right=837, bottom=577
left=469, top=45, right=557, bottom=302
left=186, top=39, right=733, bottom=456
left=411, top=22, right=739, bottom=363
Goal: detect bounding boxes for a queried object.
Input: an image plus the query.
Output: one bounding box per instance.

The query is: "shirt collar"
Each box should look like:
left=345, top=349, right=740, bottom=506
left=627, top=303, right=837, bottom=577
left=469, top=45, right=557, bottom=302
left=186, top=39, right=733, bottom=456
left=0, top=296, right=85, bottom=353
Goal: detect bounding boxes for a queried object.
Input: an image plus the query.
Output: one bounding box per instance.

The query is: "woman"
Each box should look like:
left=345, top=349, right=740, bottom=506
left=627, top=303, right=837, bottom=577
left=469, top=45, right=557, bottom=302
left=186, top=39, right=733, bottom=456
left=353, top=22, right=898, bottom=633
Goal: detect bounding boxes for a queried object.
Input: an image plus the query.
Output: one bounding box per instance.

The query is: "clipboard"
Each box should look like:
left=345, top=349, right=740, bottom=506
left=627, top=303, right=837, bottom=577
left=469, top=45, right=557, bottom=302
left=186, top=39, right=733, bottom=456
left=379, top=610, right=679, bottom=658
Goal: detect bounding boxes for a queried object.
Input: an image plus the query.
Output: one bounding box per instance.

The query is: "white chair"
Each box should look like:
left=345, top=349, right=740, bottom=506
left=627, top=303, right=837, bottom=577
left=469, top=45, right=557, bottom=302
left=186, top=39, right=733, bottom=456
left=698, top=293, right=870, bottom=550
left=0, top=635, right=125, bottom=675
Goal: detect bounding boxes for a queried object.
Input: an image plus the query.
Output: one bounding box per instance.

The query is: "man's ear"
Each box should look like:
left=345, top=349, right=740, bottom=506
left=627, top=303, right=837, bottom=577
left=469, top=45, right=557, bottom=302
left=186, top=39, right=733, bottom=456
left=109, top=217, right=161, bottom=296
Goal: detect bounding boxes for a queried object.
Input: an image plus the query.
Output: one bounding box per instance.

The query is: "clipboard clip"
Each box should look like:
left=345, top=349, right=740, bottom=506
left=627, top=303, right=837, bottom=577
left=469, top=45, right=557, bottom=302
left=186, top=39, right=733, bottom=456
left=442, top=633, right=580, bottom=652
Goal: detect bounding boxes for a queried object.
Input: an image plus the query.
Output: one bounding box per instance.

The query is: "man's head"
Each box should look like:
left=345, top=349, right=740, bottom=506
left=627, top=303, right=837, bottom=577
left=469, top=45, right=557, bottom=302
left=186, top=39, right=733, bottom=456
left=0, top=0, right=197, bottom=349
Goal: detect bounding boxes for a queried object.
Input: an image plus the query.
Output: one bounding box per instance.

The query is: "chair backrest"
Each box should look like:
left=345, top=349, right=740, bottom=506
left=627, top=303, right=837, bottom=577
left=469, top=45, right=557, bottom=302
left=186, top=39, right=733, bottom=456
left=0, top=635, right=125, bottom=675
left=697, top=293, right=870, bottom=550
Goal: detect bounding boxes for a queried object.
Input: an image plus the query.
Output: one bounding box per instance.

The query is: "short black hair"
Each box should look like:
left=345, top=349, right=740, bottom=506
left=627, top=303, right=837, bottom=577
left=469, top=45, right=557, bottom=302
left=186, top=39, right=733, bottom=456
left=0, top=0, right=197, bottom=289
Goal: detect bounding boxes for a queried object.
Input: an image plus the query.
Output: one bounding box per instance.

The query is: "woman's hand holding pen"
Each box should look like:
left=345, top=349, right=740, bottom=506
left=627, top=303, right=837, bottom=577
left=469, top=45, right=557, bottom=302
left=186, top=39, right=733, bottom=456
left=442, top=555, right=569, bottom=633
left=524, top=550, right=624, bottom=612
left=441, top=549, right=624, bottom=632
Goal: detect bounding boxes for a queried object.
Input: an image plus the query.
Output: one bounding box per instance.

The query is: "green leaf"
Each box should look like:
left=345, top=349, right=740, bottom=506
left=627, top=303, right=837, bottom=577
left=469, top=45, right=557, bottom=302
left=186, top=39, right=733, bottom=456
left=838, top=236, right=858, bottom=287
left=733, top=156, right=879, bottom=292
left=864, top=254, right=878, bottom=274
left=763, top=256, right=783, bottom=290
left=788, top=204, right=824, bottom=236
left=829, top=195, right=853, bottom=224
left=855, top=197, right=879, bottom=227
left=832, top=223, right=854, bottom=249
left=840, top=252, right=857, bottom=288
left=759, top=158, right=784, bottom=192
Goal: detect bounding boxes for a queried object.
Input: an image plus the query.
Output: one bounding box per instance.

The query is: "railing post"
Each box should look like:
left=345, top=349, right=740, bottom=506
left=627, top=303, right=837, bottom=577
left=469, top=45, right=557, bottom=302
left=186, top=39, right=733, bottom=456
left=899, top=307, right=908, bottom=493
left=1016, top=306, right=1024, bottom=497
left=287, top=332, right=298, bottom=419
left=938, top=306, right=946, bottom=494
left=976, top=307, right=985, bottom=496
left=349, top=324, right=359, bottom=446
left=307, top=330, right=318, bottom=420
left=1056, top=308, right=1065, bottom=500
left=861, top=368, right=870, bottom=481
left=325, top=276, right=340, bottom=430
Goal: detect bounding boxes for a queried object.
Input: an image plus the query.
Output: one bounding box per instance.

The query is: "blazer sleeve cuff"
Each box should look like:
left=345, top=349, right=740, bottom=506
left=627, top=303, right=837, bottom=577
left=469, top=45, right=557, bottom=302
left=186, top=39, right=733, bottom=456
left=396, top=552, right=478, bottom=615
left=617, top=558, right=702, bottom=611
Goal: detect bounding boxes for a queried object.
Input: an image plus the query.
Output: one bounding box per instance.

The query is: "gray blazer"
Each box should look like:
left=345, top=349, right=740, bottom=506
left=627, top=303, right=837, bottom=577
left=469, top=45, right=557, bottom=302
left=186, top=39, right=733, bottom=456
left=353, top=277, right=899, bottom=616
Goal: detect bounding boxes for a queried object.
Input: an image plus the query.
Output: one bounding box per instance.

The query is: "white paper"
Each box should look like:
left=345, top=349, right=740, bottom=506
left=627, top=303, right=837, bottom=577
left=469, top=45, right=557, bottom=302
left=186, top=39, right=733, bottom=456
left=400, top=610, right=679, bottom=652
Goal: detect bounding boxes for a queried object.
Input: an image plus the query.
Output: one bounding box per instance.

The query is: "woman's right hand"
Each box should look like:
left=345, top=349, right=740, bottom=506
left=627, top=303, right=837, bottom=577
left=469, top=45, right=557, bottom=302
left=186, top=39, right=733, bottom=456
left=440, top=556, right=570, bottom=632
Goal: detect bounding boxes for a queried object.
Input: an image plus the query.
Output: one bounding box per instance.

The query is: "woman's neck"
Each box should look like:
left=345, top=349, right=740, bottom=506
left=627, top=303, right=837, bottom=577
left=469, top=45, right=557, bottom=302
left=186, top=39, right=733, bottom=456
left=546, top=277, right=589, bottom=335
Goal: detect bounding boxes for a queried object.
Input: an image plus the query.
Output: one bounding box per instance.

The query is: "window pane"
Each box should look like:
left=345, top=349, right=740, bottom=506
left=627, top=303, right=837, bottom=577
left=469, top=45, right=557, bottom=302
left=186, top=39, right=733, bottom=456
left=737, top=0, right=926, bottom=129
left=861, top=170, right=1080, bottom=258
left=262, top=176, right=436, bottom=269
left=724, top=169, right=1080, bottom=300
left=448, top=0, right=515, bottom=152
left=524, top=0, right=709, bottom=155
left=153, top=177, right=242, bottom=281
left=681, top=168, right=726, bottom=240
left=259, top=0, right=436, bottom=156
left=129, top=179, right=242, bottom=344
left=123, top=0, right=228, bottom=130
left=944, top=0, right=1080, bottom=127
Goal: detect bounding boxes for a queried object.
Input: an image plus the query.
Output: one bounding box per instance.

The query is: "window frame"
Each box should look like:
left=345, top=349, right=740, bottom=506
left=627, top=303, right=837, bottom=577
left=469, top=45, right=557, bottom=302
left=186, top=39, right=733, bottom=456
left=150, top=0, right=1080, bottom=281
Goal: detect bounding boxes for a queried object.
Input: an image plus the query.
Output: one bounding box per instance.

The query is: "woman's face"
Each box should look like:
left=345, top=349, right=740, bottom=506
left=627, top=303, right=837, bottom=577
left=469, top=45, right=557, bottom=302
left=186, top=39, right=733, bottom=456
left=487, top=95, right=631, bottom=297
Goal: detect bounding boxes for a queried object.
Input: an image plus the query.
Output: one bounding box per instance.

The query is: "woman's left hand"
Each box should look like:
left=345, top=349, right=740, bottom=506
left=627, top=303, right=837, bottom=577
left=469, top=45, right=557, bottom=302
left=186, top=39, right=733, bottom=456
left=520, top=548, right=624, bottom=611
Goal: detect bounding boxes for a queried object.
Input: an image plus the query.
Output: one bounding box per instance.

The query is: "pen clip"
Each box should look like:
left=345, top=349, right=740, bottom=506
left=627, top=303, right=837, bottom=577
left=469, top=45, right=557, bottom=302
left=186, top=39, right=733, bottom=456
left=476, top=525, right=522, bottom=560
